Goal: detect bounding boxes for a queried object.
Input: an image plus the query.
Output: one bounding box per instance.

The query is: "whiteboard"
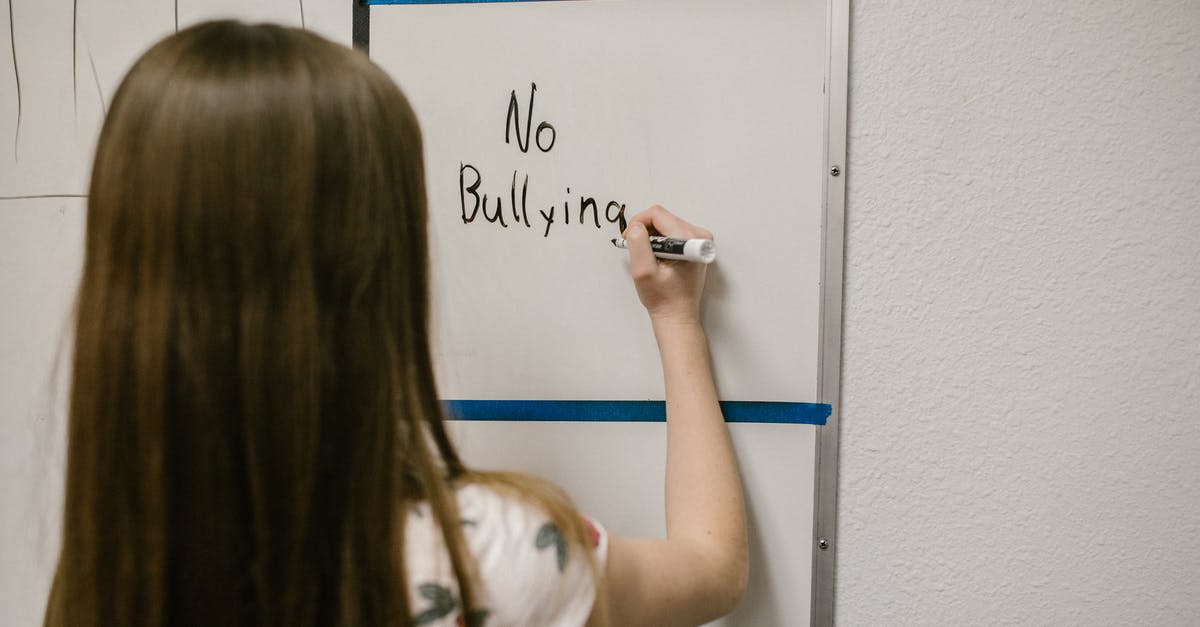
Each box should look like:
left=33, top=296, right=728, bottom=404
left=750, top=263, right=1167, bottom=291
left=368, top=1, right=846, bottom=624
left=371, top=1, right=825, bottom=403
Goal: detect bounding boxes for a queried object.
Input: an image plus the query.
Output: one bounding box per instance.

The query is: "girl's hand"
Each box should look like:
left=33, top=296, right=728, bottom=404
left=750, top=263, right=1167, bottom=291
left=623, top=205, right=713, bottom=326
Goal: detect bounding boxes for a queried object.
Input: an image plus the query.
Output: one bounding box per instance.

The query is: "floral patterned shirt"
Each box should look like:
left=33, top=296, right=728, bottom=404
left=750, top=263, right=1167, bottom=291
left=404, top=483, right=608, bottom=627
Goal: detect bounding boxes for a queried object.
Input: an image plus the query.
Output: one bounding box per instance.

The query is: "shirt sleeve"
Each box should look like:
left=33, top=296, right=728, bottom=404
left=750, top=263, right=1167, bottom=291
left=459, top=484, right=606, bottom=627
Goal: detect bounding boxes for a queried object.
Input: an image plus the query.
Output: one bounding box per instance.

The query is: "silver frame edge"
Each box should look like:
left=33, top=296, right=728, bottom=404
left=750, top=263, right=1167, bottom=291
left=812, top=0, right=850, bottom=625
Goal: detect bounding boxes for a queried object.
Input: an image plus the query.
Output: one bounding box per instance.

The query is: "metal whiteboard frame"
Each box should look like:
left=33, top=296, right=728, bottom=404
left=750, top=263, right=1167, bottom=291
left=813, top=0, right=849, bottom=624
left=354, top=0, right=849, bottom=623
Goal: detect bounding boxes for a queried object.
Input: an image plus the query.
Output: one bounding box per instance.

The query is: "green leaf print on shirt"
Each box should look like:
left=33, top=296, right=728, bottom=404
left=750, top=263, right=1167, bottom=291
left=413, top=583, right=456, bottom=624
left=413, top=583, right=490, bottom=626
left=535, top=522, right=569, bottom=573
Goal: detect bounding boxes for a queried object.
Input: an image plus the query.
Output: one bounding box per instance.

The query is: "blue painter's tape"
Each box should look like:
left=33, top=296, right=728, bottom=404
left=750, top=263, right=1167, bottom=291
left=442, top=400, right=831, bottom=425
left=369, top=1, right=564, bottom=5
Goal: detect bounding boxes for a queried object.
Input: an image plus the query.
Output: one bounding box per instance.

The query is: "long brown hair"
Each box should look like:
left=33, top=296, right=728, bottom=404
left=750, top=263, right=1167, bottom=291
left=46, top=21, right=601, bottom=627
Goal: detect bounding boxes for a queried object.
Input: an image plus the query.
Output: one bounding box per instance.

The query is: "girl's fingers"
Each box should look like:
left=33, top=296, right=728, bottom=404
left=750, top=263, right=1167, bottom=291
left=625, top=222, right=658, bottom=281
left=626, top=205, right=712, bottom=241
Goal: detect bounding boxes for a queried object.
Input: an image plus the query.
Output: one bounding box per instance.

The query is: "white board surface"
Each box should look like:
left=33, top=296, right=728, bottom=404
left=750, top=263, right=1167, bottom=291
left=371, top=0, right=825, bottom=402
left=370, top=1, right=833, bottom=624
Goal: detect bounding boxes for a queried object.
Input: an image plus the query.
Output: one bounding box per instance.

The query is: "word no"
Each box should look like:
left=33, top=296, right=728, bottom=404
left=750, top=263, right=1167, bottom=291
left=506, top=83, right=556, bottom=153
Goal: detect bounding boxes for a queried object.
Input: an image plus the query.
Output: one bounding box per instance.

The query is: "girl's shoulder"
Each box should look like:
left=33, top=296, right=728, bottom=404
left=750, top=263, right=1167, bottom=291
left=405, top=482, right=607, bottom=627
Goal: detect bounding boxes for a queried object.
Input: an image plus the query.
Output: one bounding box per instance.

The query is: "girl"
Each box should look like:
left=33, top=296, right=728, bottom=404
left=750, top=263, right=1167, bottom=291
left=45, top=21, right=746, bottom=627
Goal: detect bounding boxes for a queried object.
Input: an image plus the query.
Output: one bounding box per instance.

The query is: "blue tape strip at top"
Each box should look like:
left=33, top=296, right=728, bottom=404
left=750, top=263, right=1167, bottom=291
left=443, top=400, right=831, bottom=425
left=369, top=1, right=564, bottom=5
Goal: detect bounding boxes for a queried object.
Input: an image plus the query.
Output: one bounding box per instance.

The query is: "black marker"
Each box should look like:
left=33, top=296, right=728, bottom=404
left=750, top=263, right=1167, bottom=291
left=610, top=236, right=717, bottom=264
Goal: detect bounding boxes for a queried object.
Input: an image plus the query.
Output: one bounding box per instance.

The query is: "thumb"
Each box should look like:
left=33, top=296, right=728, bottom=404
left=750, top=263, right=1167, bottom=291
left=625, top=222, right=657, bottom=280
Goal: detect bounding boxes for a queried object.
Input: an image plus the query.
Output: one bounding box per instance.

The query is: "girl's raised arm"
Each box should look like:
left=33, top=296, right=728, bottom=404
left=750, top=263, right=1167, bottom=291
left=598, top=205, right=748, bottom=627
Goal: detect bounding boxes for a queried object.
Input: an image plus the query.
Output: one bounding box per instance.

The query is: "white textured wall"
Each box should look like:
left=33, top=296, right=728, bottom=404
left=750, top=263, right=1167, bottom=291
left=839, top=1, right=1200, bottom=625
